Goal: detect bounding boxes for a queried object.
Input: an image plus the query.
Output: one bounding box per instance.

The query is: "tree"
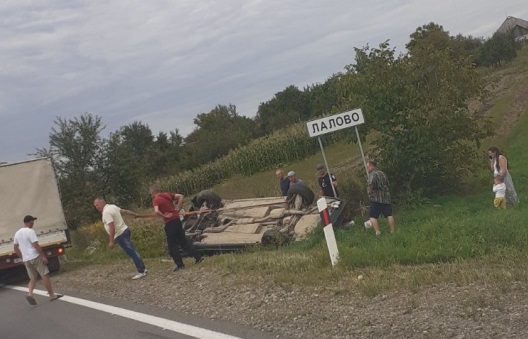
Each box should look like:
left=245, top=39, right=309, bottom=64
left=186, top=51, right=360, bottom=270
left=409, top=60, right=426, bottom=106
left=184, top=104, right=256, bottom=167
left=34, top=113, right=106, bottom=226
left=406, top=22, right=451, bottom=54
left=304, top=75, right=342, bottom=119
left=450, top=34, right=484, bottom=64
left=478, top=31, right=518, bottom=67
left=255, top=85, right=308, bottom=135
left=339, top=35, right=493, bottom=198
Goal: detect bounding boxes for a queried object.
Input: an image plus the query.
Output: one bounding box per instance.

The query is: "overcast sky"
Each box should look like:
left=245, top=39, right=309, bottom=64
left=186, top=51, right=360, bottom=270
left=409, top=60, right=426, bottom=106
left=1, top=0, right=526, bottom=163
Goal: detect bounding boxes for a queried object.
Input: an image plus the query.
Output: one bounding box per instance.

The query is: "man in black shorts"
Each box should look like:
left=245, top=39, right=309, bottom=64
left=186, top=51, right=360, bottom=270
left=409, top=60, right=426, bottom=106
left=367, top=160, right=396, bottom=236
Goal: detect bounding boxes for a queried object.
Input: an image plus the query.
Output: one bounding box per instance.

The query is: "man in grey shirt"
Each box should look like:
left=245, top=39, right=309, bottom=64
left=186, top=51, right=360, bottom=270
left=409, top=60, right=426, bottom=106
left=367, top=160, right=396, bottom=236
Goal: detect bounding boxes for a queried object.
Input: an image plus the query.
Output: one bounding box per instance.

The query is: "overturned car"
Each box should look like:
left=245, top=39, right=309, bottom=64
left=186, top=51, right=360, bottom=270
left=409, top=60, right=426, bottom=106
left=183, top=186, right=348, bottom=253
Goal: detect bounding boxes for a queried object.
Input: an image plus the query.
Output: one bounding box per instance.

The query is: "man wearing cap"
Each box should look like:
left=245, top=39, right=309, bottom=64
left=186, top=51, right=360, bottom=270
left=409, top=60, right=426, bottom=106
left=93, top=198, right=147, bottom=280
left=287, top=171, right=305, bottom=186
left=316, top=164, right=339, bottom=198
left=14, top=215, right=63, bottom=305
left=275, top=169, right=290, bottom=196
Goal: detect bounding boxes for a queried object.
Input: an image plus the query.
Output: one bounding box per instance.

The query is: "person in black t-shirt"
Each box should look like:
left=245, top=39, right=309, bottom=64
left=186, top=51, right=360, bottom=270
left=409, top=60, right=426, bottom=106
left=316, top=164, right=338, bottom=198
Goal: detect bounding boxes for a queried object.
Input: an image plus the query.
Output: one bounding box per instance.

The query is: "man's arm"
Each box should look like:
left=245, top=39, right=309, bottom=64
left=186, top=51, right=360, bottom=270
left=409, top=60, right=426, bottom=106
left=331, top=174, right=338, bottom=188
left=120, top=208, right=139, bottom=217
left=367, top=173, right=375, bottom=197
left=107, top=222, right=116, bottom=248
left=14, top=244, right=22, bottom=260
left=173, top=193, right=184, bottom=211
left=154, top=205, right=173, bottom=219
left=32, top=242, right=49, bottom=264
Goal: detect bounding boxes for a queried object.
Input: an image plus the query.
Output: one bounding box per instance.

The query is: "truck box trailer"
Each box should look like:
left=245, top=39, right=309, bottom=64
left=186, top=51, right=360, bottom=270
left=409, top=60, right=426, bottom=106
left=0, top=158, right=69, bottom=273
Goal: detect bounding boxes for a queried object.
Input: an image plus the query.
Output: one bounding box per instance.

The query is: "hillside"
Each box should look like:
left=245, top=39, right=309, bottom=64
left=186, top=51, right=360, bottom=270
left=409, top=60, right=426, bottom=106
left=54, top=47, right=528, bottom=339
left=210, top=46, right=528, bottom=205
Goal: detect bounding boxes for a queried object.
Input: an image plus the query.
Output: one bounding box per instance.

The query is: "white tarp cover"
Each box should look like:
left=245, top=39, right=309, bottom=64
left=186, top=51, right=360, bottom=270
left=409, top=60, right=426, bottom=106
left=0, top=158, right=67, bottom=245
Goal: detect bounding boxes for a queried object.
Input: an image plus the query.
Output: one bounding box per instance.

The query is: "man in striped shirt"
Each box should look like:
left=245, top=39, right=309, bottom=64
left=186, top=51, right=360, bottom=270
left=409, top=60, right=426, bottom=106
left=367, top=160, right=396, bottom=236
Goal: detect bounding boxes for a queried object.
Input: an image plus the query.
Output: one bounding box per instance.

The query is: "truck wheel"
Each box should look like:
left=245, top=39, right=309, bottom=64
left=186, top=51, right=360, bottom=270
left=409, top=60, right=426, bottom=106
left=261, top=230, right=290, bottom=247
left=47, top=257, right=61, bottom=272
left=192, top=190, right=222, bottom=210
left=286, top=185, right=315, bottom=206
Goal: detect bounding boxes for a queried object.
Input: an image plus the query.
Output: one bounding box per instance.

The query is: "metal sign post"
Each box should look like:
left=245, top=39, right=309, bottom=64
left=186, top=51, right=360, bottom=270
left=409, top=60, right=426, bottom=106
left=355, top=126, right=369, bottom=179
left=317, top=137, right=338, bottom=198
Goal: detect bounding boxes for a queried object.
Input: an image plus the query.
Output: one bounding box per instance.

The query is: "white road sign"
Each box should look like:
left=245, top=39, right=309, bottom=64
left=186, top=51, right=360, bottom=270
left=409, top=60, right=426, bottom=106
left=306, top=108, right=364, bottom=137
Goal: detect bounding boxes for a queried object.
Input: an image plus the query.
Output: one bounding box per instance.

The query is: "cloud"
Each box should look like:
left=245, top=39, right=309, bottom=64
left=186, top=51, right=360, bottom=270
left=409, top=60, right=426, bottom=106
left=1, top=0, right=527, bottom=162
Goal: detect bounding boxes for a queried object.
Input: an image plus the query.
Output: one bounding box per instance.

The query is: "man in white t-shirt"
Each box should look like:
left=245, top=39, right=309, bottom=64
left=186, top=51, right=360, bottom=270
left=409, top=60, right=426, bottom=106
left=14, top=215, right=63, bottom=305
left=93, top=198, right=147, bottom=280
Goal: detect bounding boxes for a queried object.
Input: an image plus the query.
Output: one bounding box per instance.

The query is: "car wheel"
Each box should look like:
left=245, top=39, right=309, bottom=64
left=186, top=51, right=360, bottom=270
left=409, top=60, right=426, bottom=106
left=47, top=256, right=61, bottom=272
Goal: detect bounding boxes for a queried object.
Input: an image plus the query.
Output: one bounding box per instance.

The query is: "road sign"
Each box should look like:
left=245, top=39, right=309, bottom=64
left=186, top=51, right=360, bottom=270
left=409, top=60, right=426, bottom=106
left=306, top=108, right=364, bottom=138
left=307, top=107, right=369, bottom=179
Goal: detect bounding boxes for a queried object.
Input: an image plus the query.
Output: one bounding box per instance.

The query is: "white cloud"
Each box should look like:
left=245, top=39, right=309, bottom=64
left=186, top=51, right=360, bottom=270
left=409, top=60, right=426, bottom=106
left=1, top=0, right=527, bottom=162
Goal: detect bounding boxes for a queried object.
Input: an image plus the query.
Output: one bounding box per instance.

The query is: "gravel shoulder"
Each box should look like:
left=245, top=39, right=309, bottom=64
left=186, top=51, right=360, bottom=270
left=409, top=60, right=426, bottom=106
left=52, top=258, right=528, bottom=339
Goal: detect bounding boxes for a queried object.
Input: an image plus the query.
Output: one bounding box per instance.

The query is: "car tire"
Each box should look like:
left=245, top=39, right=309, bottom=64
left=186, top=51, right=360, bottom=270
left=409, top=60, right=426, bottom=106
left=286, top=184, right=315, bottom=206
left=47, top=256, right=61, bottom=272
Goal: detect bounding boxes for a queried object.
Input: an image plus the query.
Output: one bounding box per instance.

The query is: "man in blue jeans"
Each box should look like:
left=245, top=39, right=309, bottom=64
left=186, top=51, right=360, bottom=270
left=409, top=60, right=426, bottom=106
left=93, top=198, right=147, bottom=280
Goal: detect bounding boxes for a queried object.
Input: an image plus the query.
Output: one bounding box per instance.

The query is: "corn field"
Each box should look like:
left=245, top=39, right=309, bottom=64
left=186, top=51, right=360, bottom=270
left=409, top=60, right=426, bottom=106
left=157, top=123, right=326, bottom=196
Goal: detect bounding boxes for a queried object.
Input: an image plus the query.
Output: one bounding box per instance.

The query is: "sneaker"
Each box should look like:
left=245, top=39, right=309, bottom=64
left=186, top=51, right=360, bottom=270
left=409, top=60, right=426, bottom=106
left=195, top=257, right=204, bottom=264
left=173, top=266, right=184, bottom=272
left=132, top=270, right=148, bottom=280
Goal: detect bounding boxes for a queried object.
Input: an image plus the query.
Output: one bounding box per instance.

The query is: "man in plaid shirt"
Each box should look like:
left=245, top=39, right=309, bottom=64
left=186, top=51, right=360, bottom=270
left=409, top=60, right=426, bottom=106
left=367, top=160, right=396, bottom=236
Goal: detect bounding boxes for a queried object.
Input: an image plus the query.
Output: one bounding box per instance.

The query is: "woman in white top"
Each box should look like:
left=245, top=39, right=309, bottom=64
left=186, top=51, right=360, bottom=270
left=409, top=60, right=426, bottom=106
left=488, top=147, right=519, bottom=205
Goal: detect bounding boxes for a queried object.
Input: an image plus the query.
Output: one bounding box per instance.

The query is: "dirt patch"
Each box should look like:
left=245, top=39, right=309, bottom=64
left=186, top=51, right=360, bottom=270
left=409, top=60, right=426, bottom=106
left=52, top=259, right=528, bottom=338
left=481, top=68, right=528, bottom=137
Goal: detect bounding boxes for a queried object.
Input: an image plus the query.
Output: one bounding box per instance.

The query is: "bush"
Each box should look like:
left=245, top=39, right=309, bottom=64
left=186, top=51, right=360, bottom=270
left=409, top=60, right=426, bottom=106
left=69, top=220, right=168, bottom=260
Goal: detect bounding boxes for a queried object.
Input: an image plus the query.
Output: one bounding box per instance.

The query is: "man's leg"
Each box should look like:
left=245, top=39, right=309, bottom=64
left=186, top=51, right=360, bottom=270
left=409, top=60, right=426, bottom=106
left=385, top=204, right=396, bottom=233
left=116, top=229, right=146, bottom=273
left=387, top=216, right=396, bottom=233
left=165, top=221, right=185, bottom=268
left=370, top=218, right=381, bottom=236
left=23, top=262, right=39, bottom=305
left=41, top=274, right=57, bottom=299
left=172, top=219, right=202, bottom=262
left=369, top=202, right=381, bottom=236
left=28, top=277, right=37, bottom=297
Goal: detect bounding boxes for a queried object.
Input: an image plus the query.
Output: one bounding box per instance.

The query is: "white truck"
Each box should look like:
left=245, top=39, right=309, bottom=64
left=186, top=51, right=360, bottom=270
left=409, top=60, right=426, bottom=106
left=0, top=158, right=69, bottom=272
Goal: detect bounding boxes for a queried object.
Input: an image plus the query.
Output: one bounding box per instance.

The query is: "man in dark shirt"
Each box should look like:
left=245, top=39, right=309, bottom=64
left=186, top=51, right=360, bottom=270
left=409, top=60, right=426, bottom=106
left=275, top=169, right=290, bottom=196
left=316, top=164, right=338, bottom=198
left=367, top=160, right=396, bottom=236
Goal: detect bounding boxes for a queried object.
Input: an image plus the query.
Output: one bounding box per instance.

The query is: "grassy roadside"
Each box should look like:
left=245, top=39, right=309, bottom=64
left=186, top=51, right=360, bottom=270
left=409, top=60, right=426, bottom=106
left=65, top=48, right=528, bottom=298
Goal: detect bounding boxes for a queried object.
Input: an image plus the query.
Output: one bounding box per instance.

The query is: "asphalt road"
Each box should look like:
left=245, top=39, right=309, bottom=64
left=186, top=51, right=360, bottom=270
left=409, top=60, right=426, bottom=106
left=0, top=283, right=277, bottom=339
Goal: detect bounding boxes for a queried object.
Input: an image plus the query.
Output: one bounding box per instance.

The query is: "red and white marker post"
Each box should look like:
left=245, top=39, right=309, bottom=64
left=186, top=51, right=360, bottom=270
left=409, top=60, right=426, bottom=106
left=317, top=197, right=339, bottom=266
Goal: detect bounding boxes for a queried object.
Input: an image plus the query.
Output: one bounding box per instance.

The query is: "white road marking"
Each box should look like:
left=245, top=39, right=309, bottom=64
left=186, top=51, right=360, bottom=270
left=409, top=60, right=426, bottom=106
left=8, top=285, right=242, bottom=339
